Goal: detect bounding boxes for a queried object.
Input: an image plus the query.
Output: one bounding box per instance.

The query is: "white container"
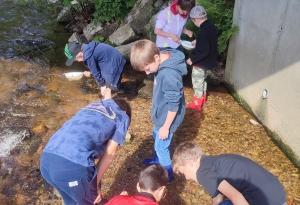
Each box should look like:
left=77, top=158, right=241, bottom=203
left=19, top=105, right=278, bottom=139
left=181, top=40, right=195, bottom=50
left=64, top=72, right=84, bottom=81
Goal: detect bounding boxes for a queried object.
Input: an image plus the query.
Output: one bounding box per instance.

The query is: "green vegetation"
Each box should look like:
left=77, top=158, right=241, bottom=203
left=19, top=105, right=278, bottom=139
left=93, top=35, right=105, bottom=43
left=16, top=0, right=137, bottom=24
left=184, top=0, right=239, bottom=55
left=92, top=0, right=137, bottom=24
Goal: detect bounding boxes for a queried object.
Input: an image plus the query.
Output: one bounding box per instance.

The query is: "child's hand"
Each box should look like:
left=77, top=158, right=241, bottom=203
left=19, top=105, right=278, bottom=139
left=120, top=191, right=128, bottom=196
left=169, top=35, right=181, bottom=43
left=191, top=40, right=196, bottom=46
left=186, top=58, right=193, bottom=66
left=158, top=127, right=169, bottom=140
left=93, top=188, right=102, bottom=204
left=186, top=30, right=193, bottom=38
left=83, top=71, right=91, bottom=77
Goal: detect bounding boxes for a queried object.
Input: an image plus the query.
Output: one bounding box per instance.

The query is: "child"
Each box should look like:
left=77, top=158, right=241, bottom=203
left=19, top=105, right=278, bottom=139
left=186, top=6, right=218, bottom=110
left=40, top=94, right=131, bottom=205
left=155, top=0, right=195, bottom=50
left=64, top=41, right=126, bottom=96
left=105, top=164, right=168, bottom=205
left=130, top=39, right=187, bottom=182
left=172, top=141, right=287, bottom=205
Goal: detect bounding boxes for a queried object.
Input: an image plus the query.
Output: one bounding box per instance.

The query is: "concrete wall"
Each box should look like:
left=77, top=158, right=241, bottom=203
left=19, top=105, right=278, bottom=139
left=225, top=0, right=300, bottom=157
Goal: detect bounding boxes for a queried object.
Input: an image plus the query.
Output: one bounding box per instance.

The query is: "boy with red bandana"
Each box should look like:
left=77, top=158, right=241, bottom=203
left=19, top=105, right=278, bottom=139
left=155, top=0, right=195, bottom=51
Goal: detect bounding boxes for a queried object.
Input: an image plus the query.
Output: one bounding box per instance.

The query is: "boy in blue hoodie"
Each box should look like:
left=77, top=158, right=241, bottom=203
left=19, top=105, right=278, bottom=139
left=130, top=39, right=187, bottom=183
left=64, top=41, right=126, bottom=96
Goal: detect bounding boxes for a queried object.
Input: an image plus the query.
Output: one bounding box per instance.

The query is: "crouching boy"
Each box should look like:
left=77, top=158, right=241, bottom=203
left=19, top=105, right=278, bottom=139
left=172, top=141, right=286, bottom=205
left=105, top=164, right=168, bottom=205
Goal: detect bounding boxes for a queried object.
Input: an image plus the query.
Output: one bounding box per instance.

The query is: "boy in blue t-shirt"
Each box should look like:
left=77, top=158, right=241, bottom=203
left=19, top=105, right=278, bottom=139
left=40, top=95, right=131, bottom=205
left=130, top=39, right=187, bottom=183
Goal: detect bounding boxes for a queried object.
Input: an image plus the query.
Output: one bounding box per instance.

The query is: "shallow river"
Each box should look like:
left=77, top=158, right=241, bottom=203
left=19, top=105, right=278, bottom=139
left=0, top=1, right=105, bottom=204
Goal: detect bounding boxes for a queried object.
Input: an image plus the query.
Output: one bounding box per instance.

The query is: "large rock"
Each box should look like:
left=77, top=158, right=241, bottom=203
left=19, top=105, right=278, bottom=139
left=121, top=0, right=166, bottom=35
left=115, top=41, right=137, bottom=61
left=68, top=32, right=88, bottom=44
left=83, top=21, right=120, bottom=42
left=143, top=13, right=159, bottom=42
left=109, top=24, right=138, bottom=46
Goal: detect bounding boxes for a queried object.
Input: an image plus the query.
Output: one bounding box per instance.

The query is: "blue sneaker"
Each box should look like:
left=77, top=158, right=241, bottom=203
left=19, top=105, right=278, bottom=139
left=143, top=152, right=160, bottom=164
left=164, top=165, right=174, bottom=183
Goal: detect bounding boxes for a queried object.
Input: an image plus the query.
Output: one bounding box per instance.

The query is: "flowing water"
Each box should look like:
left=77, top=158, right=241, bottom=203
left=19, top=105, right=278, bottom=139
left=0, top=1, right=103, bottom=204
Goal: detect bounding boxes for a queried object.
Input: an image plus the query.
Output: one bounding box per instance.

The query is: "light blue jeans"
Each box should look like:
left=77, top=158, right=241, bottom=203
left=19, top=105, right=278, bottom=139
left=153, top=128, right=174, bottom=166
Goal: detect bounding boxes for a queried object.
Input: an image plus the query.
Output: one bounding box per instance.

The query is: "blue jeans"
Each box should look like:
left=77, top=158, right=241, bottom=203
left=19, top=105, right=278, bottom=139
left=153, top=128, right=174, bottom=166
left=40, top=152, right=98, bottom=205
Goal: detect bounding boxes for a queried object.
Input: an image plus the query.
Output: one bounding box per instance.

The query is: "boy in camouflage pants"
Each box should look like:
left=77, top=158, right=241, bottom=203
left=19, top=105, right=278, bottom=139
left=186, top=6, right=218, bottom=110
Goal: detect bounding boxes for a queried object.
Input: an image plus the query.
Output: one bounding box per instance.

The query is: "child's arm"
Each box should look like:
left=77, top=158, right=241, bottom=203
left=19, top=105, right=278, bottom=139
left=212, top=193, right=224, bottom=205
left=103, top=87, right=112, bottom=99
left=159, top=111, right=177, bottom=140
left=93, top=139, right=119, bottom=204
left=217, top=180, right=249, bottom=205
left=154, top=27, right=181, bottom=43
left=182, top=27, right=193, bottom=38
left=86, top=58, right=106, bottom=87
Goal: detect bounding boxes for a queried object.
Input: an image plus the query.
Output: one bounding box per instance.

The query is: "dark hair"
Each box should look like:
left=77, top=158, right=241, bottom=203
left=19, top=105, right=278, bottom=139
left=178, top=0, right=195, bottom=12
left=113, top=97, right=132, bottom=122
left=139, top=164, right=168, bottom=191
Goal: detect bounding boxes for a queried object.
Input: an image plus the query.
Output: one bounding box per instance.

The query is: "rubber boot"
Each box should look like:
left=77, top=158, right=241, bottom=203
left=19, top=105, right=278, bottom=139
left=164, top=165, right=174, bottom=183
left=186, top=96, right=204, bottom=110
left=202, top=93, right=207, bottom=107
left=143, top=152, right=160, bottom=164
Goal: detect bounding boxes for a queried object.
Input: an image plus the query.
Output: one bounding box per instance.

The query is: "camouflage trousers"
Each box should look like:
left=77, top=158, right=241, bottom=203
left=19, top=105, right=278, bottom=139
left=192, top=67, right=207, bottom=98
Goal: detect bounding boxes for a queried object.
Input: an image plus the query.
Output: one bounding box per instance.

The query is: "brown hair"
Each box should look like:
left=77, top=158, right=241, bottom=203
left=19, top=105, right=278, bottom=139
left=113, top=97, right=132, bottom=122
left=130, top=39, right=160, bottom=71
left=178, top=0, right=196, bottom=12
left=172, top=141, right=204, bottom=174
left=139, top=164, right=168, bottom=191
